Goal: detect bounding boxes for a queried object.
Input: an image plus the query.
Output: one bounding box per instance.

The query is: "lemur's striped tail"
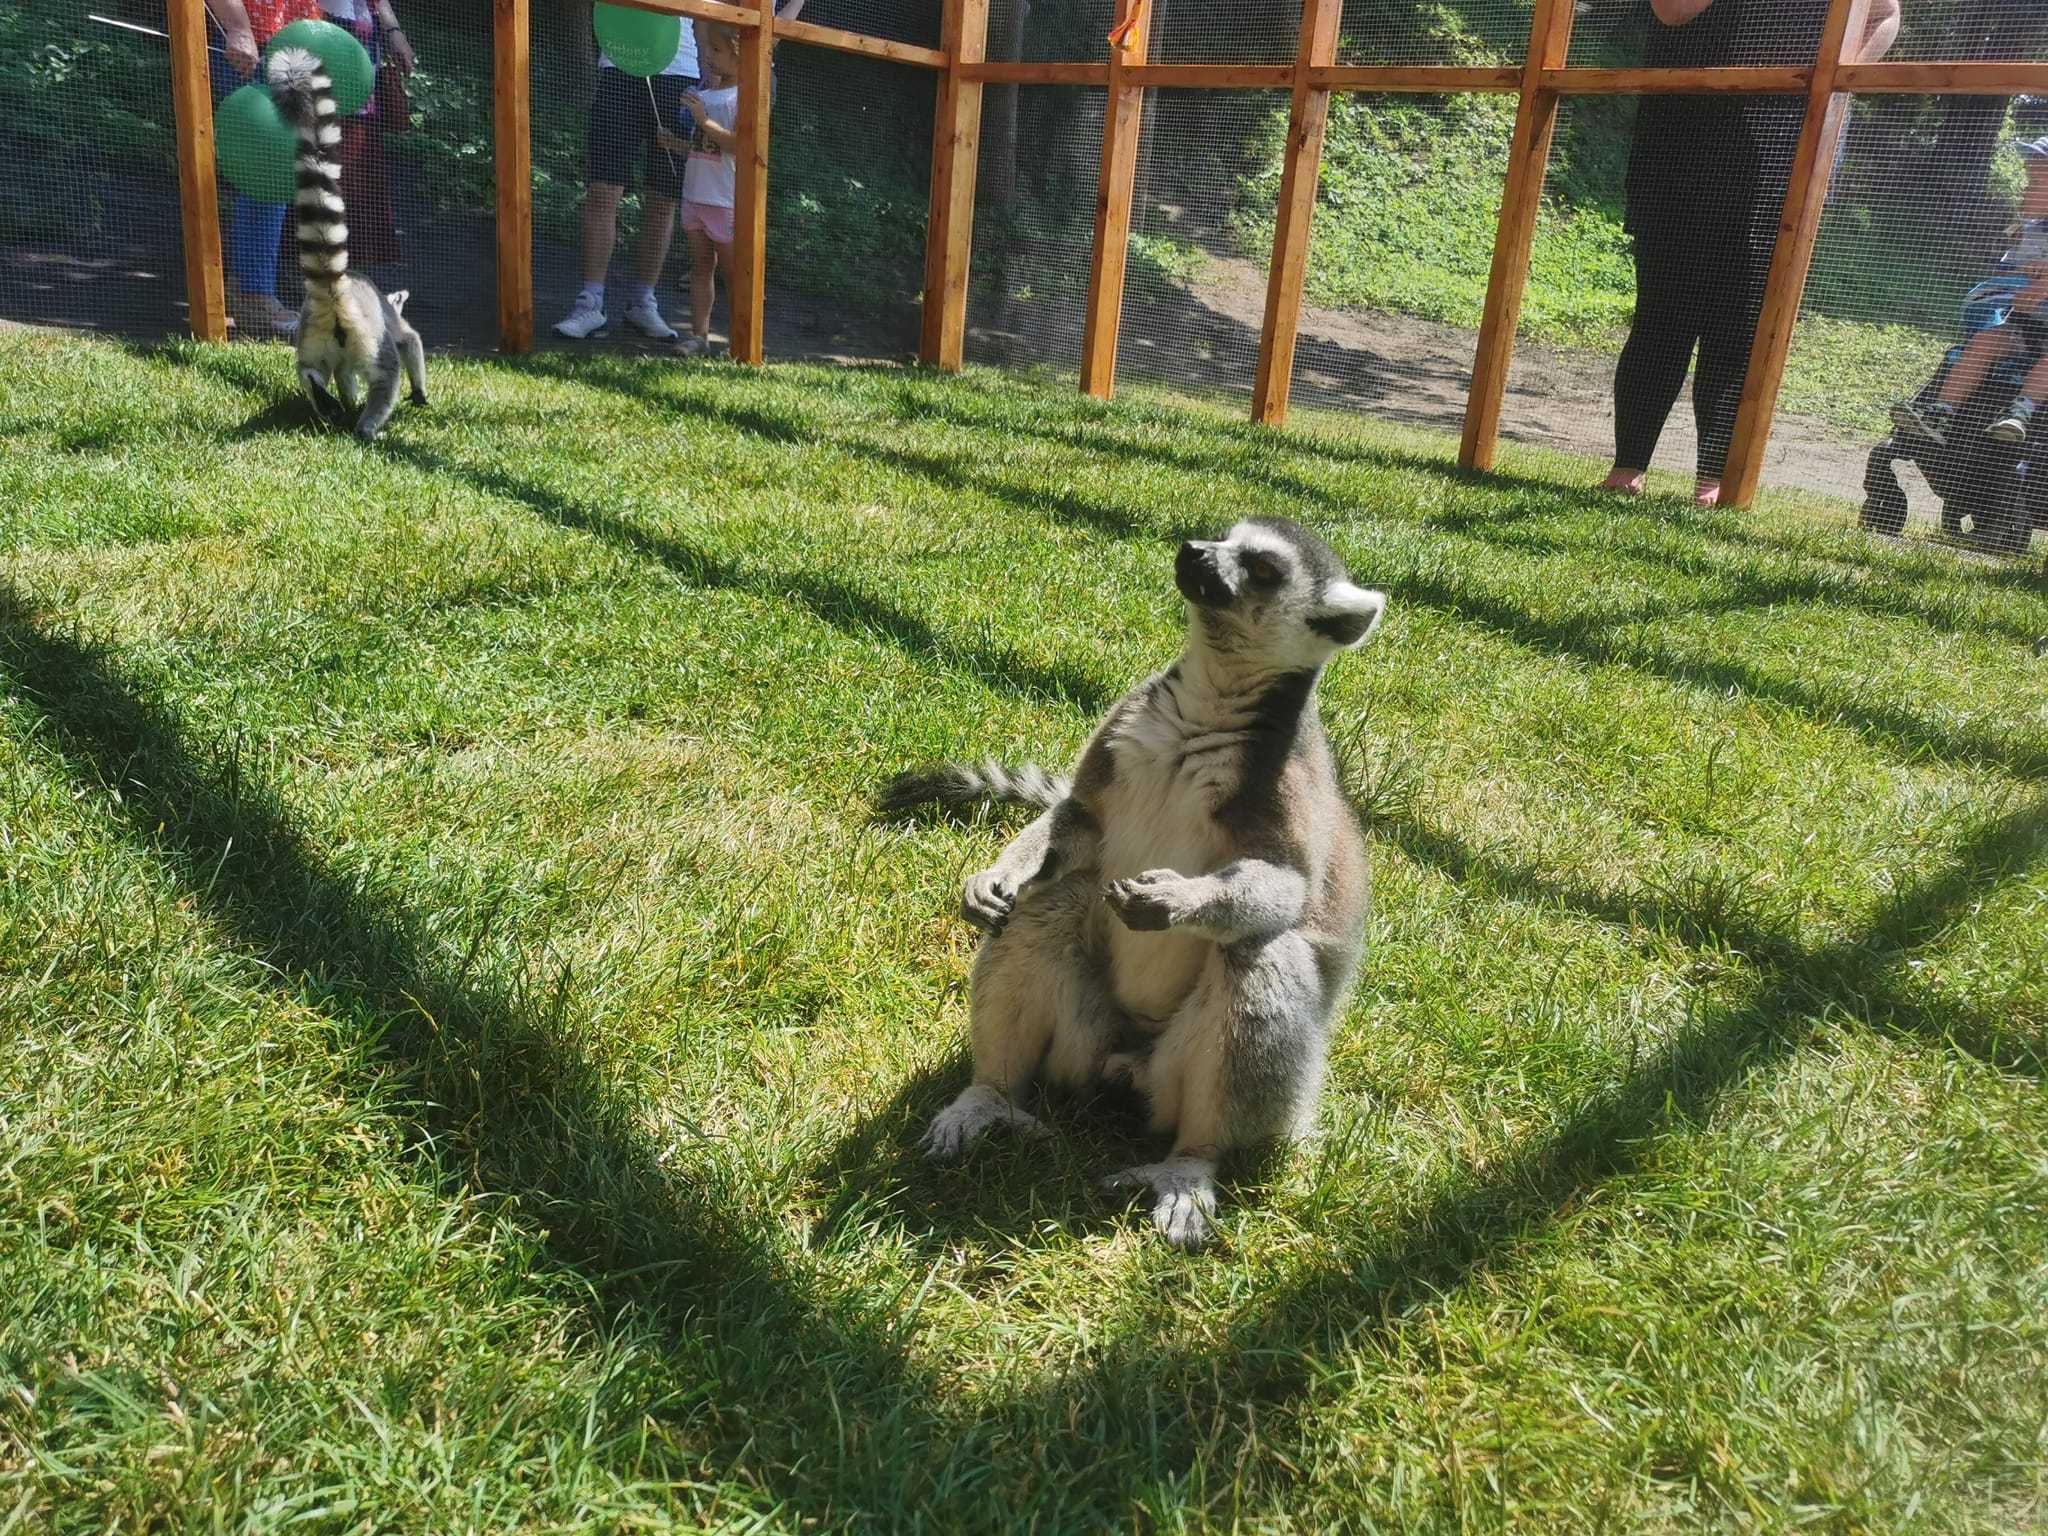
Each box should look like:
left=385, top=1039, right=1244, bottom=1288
left=265, top=47, right=349, bottom=289
left=878, top=760, right=1071, bottom=816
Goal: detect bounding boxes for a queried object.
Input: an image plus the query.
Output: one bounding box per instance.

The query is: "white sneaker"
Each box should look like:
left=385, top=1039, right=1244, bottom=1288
left=623, top=295, right=678, bottom=341
left=553, top=295, right=608, bottom=339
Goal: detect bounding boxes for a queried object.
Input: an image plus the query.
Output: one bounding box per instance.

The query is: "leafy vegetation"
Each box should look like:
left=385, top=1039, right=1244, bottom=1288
left=4, top=329, right=2047, bottom=1531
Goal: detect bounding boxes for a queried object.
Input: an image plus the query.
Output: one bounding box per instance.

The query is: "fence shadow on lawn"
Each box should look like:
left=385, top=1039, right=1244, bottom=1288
left=32, top=340, right=2045, bottom=1518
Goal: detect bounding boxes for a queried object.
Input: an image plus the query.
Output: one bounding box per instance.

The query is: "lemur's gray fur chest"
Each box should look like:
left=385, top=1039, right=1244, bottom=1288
left=1089, top=669, right=1286, bottom=1022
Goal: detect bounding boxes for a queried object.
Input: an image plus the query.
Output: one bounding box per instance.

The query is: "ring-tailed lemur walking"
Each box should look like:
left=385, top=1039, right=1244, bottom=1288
left=883, top=518, right=1385, bottom=1246
left=265, top=47, right=427, bottom=441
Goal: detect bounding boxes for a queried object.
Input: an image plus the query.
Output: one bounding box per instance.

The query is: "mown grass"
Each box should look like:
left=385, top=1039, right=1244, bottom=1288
left=2, top=328, right=2045, bottom=1533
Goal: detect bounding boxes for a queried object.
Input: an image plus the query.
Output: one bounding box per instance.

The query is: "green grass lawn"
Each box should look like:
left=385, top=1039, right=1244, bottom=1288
left=2, top=330, right=2045, bottom=1533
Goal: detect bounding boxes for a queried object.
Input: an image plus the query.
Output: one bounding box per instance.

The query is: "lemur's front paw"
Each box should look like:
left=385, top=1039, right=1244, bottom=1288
left=961, top=869, right=1017, bottom=932
left=1105, top=869, right=1202, bottom=931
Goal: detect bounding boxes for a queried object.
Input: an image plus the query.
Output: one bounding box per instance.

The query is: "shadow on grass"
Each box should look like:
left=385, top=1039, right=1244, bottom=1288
left=1378, top=807, right=2046, bottom=1079
left=153, top=343, right=2045, bottom=785
left=369, top=438, right=1115, bottom=716
left=0, top=584, right=955, bottom=1519
left=493, top=355, right=2048, bottom=781
left=1428, top=499, right=2048, bottom=649
left=8, top=470, right=2048, bottom=1520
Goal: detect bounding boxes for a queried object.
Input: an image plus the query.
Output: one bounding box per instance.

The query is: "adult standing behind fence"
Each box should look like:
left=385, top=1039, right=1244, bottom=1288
left=1600, top=0, right=1899, bottom=507
left=553, top=21, right=702, bottom=342
left=205, top=0, right=322, bottom=339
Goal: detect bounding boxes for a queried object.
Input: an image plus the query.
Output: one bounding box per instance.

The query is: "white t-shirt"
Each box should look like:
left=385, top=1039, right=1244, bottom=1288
left=598, top=23, right=698, bottom=78
left=680, top=86, right=738, bottom=208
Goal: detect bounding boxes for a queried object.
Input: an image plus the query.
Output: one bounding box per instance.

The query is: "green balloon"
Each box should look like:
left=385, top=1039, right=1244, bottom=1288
left=215, top=83, right=298, bottom=202
left=593, top=3, right=680, bottom=76
left=266, top=17, right=375, bottom=115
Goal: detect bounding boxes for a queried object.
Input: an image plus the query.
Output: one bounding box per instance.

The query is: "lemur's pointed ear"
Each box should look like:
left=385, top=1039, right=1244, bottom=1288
left=1309, top=582, right=1386, bottom=648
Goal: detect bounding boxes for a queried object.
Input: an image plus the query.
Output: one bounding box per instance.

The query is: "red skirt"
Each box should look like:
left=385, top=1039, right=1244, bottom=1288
left=337, top=117, right=401, bottom=268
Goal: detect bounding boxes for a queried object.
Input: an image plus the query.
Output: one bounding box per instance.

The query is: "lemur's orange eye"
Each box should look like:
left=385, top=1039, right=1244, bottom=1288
left=1243, top=554, right=1283, bottom=587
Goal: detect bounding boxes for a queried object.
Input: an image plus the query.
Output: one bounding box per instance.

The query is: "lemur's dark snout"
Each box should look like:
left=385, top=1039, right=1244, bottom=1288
left=1176, top=541, right=1234, bottom=608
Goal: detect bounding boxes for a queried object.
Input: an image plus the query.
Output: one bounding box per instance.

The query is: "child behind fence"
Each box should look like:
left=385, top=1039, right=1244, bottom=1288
left=659, top=3, right=801, bottom=357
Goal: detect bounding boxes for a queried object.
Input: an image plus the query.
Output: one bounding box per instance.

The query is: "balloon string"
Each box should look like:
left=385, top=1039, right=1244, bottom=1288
left=649, top=76, right=681, bottom=191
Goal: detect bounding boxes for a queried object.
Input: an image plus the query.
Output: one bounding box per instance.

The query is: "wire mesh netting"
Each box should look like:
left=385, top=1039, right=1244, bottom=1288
left=797, top=0, right=940, bottom=51
left=1494, top=93, right=1648, bottom=472
left=1114, top=89, right=1286, bottom=405
left=301, top=0, right=496, bottom=351
left=1567, top=0, right=1831, bottom=70
left=530, top=14, right=934, bottom=360
left=1884, top=3, right=2048, bottom=65
left=1496, top=82, right=1843, bottom=504
left=762, top=45, right=935, bottom=360
left=1338, top=0, right=1529, bottom=69
left=963, top=83, right=1105, bottom=379
left=997, top=0, right=1114, bottom=66
left=1782, top=92, right=2048, bottom=554
left=1286, top=89, right=1511, bottom=433
left=2, top=0, right=186, bottom=338
left=1148, top=2, right=1296, bottom=67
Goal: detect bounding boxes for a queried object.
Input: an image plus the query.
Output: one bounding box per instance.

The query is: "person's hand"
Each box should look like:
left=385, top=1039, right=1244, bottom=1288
left=383, top=24, right=416, bottom=74
left=225, top=27, right=260, bottom=76
left=656, top=128, right=688, bottom=155
left=679, top=91, right=705, bottom=120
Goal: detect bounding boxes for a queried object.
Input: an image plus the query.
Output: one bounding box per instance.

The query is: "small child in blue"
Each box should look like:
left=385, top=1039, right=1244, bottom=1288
left=1892, top=140, right=2048, bottom=447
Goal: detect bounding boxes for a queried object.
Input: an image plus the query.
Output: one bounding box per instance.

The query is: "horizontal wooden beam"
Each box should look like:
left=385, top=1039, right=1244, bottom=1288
left=1541, top=65, right=1810, bottom=93
left=601, top=0, right=759, bottom=28
left=950, top=59, right=2048, bottom=97
left=774, top=15, right=945, bottom=67
left=1310, top=64, right=1521, bottom=91
left=1124, top=63, right=1293, bottom=88
left=961, top=60, right=1108, bottom=84
left=1835, top=60, right=2048, bottom=93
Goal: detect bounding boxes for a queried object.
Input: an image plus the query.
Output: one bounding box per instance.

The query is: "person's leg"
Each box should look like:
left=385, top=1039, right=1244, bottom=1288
left=686, top=222, right=715, bottom=341
left=1689, top=225, right=1765, bottom=505
left=229, top=195, right=296, bottom=336
left=1988, top=334, right=2048, bottom=442
left=1939, top=326, right=2015, bottom=407
left=580, top=182, right=626, bottom=287
left=618, top=74, right=688, bottom=337
left=1607, top=229, right=1702, bottom=492
left=557, top=70, right=640, bottom=333
left=710, top=233, right=735, bottom=350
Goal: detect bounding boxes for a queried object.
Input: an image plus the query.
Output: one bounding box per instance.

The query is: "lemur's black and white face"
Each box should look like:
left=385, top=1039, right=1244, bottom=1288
left=1175, top=518, right=1385, bottom=669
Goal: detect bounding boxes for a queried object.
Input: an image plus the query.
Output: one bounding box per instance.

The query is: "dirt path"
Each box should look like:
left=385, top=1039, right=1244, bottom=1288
left=974, top=252, right=1907, bottom=511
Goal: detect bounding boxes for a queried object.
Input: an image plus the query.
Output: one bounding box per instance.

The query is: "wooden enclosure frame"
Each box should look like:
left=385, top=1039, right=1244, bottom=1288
left=167, top=0, right=2048, bottom=510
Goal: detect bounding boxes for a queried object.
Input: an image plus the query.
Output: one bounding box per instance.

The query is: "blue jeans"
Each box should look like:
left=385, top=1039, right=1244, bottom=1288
left=211, top=53, right=288, bottom=298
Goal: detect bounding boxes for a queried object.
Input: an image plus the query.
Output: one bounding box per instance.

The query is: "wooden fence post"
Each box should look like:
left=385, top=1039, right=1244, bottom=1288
left=1720, top=0, right=1868, bottom=508
left=1457, top=0, right=1574, bottom=471
left=166, top=0, right=226, bottom=342
left=729, top=0, right=776, bottom=364
left=1078, top=0, right=1154, bottom=399
left=920, top=0, right=991, bottom=371
left=1250, top=0, right=1343, bottom=426
left=494, top=0, right=534, bottom=353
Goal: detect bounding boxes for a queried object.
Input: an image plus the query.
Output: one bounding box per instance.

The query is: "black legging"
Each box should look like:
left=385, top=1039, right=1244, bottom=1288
left=1612, top=217, right=1776, bottom=482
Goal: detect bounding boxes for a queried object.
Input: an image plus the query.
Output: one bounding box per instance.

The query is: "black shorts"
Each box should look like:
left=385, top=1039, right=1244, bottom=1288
left=585, top=68, right=698, bottom=199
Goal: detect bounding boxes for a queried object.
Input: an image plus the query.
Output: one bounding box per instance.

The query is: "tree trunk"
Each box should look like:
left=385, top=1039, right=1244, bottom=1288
left=981, top=0, right=1025, bottom=205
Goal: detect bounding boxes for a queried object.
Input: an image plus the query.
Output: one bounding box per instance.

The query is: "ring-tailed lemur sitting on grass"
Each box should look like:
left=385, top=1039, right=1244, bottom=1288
left=265, top=47, right=427, bottom=442
left=882, top=518, right=1385, bottom=1246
